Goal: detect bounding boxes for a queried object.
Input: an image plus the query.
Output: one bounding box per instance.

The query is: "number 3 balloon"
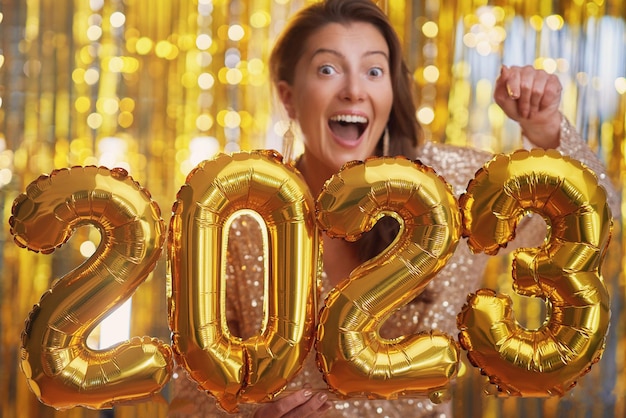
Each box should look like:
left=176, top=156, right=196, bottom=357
left=457, top=149, right=612, bottom=396
left=9, top=166, right=173, bottom=409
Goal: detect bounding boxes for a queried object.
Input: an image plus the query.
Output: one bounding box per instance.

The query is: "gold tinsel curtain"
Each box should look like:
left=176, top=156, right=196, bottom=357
left=0, top=0, right=623, bottom=417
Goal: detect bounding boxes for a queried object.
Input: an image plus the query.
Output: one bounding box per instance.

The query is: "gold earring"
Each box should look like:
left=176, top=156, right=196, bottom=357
left=282, top=121, right=295, bottom=164
left=383, top=126, right=390, bottom=156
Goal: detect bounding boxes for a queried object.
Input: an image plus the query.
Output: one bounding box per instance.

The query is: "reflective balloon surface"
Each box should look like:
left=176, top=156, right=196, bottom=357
left=168, top=150, right=320, bottom=412
left=316, top=157, right=461, bottom=402
left=10, top=166, right=172, bottom=409
left=458, top=149, right=612, bottom=396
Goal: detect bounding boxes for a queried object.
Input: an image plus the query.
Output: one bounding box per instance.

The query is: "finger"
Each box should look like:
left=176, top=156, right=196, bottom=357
left=494, top=66, right=522, bottom=120
left=515, top=65, right=537, bottom=118
left=539, top=74, right=563, bottom=111
left=494, top=65, right=510, bottom=102
left=257, top=388, right=315, bottom=418
left=503, top=65, right=521, bottom=99
left=283, top=392, right=331, bottom=418
left=319, top=401, right=332, bottom=413
left=527, top=70, right=549, bottom=118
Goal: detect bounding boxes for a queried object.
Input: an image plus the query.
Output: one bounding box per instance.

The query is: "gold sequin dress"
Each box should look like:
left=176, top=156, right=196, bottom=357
left=168, top=118, right=620, bottom=418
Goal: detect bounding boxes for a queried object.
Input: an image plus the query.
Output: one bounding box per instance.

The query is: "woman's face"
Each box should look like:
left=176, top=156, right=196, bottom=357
left=278, top=21, right=393, bottom=174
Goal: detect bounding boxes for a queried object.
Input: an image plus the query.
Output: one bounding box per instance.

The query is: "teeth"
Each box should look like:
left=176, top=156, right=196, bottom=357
left=329, top=114, right=368, bottom=124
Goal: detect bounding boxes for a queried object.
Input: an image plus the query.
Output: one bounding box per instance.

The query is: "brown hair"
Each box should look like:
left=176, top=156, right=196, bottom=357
left=269, top=0, right=422, bottom=157
left=269, top=0, right=423, bottom=265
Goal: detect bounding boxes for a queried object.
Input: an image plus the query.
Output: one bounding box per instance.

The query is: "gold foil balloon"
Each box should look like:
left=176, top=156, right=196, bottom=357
left=457, top=149, right=612, bottom=396
left=9, top=166, right=173, bottom=409
left=168, top=150, right=320, bottom=412
left=315, top=157, right=461, bottom=401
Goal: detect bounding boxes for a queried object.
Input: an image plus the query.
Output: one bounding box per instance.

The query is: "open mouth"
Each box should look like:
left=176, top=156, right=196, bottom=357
left=328, top=114, right=368, bottom=143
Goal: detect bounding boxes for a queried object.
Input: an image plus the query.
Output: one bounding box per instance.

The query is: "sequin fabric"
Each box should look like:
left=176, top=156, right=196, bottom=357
left=168, top=117, right=620, bottom=418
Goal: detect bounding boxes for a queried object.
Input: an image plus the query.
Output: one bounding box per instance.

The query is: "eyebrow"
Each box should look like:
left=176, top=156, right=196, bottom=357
left=311, top=48, right=389, bottom=61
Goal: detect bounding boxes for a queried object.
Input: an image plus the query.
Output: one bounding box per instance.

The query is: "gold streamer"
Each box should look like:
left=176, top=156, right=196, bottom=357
left=0, top=1, right=623, bottom=417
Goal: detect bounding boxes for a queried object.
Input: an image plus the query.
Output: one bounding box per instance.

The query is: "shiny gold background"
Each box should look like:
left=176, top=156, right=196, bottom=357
left=0, top=0, right=623, bottom=417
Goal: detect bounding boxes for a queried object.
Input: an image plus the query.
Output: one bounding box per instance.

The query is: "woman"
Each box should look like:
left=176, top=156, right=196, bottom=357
left=169, top=0, right=620, bottom=417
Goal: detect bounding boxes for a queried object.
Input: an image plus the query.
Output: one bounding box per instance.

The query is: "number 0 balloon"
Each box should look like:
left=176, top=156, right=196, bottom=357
left=457, top=149, right=612, bottom=396
left=168, top=150, right=320, bottom=412
left=9, top=166, right=173, bottom=409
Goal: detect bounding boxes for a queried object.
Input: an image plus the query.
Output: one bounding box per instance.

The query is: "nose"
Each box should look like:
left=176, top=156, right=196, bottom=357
left=341, top=74, right=366, bottom=102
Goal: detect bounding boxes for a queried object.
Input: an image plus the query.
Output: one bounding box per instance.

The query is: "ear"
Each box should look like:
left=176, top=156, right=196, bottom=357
left=277, top=80, right=296, bottom=119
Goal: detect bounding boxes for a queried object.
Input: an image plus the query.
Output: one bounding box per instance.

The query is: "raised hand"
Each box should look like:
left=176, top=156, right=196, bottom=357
left=494, top=65, right=563, bottom=148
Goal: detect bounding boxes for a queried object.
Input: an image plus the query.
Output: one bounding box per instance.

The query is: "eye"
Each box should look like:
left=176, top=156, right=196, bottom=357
left=319, top=65, right=336, bottom=76
left=368, top=67, right=384, bottom=77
